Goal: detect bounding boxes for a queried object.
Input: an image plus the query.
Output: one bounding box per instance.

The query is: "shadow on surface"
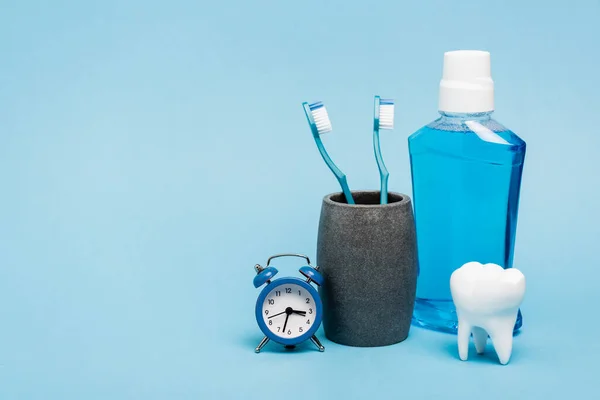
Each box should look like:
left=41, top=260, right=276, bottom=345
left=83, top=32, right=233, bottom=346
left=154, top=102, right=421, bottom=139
left=239, top=333, right=324, bottom=354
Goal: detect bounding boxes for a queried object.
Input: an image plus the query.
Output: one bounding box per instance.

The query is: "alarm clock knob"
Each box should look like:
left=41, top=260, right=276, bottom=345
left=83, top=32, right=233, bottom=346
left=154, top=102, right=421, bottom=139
left=299, top=265, right=324, bottom=286
left=253, top=265, right=278, bottom=288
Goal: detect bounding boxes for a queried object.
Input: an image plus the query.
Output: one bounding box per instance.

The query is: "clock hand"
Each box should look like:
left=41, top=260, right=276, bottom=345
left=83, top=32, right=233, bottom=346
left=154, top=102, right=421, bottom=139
left=282, top=313, right=290, bottom=334
left=291, top=310, right=306, bottom=316
left=267, top=310, right=287, bottom=319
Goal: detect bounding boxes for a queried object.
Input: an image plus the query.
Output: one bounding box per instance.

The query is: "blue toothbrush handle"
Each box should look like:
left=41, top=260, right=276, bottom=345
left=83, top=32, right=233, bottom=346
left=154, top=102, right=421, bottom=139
left=313, top=135, right=355, bottom=204
left=373, top=128, right=389, bottom=204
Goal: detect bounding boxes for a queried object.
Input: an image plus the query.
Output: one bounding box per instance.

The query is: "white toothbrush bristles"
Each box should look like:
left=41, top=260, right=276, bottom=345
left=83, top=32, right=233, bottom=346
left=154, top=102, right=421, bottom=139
left=379, top=99, right=394, bottom=130
left=309, top=101, right=333, bottom=135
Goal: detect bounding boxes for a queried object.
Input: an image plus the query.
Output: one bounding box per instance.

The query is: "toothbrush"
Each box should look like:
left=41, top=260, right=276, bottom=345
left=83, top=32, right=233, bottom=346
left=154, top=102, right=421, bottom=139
left=302, top=101, right=355, bottom=204
left=373, top=96, right=394, bottom=204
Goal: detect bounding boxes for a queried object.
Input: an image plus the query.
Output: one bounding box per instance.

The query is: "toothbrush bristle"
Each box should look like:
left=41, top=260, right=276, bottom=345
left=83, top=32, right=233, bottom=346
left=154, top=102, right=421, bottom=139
left=309, top=101, right=333, bottom=134
left=379, top=99, right=394, bottom=130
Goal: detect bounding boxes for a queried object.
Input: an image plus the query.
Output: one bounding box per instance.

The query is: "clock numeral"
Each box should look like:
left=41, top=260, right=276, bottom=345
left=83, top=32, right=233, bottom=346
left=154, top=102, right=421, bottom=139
left=309, top=308, right=313, bottom=314
left=306, top=319, right=310, bottom=325
left=268, top=320, right=272, bottom=326
left=299, top=327, right=303, bottom=333
left=298, top=290, right=301, bottom=296
left=268, top=299, right=274, bottom=305
left=275, top=291, right=281, bottom=297
left=277, top=327, right=280, bottom=332
left=264, top=310, right=269, bottom=315
left=306, top=298, right=310, bottom=304
left=285, top=288, right=292, bottom=294
left=287, top=330, right=291, bottom=335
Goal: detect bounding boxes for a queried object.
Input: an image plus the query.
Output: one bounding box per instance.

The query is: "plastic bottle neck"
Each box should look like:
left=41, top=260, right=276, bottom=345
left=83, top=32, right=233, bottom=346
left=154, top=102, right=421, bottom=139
left=439, top=111, right=493, bottom=122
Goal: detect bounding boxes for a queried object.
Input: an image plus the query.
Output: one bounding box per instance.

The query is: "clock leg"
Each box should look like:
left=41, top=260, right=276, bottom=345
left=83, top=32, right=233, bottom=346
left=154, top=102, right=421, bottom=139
left=310, top=335, right=325, bottom=352
left=255, top=336, right=270, bottom=353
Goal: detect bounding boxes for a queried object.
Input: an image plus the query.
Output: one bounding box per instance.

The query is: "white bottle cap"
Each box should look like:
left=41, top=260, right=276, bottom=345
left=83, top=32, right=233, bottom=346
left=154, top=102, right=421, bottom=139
left=438, top=50, right=494, bottom=113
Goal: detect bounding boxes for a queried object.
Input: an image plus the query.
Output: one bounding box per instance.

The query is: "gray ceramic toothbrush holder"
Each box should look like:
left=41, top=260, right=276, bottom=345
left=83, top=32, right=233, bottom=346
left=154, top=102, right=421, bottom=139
left=317, top=191, right=418, bottom=347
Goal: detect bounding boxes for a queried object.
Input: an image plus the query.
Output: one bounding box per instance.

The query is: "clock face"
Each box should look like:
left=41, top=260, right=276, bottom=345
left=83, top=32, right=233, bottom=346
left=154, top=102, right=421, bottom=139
left=261, top=282, right=316, bottom=339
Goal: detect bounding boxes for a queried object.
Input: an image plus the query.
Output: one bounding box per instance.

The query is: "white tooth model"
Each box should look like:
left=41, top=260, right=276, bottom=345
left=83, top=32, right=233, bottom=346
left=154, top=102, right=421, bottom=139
left=450, top=262, right=526, bottom=365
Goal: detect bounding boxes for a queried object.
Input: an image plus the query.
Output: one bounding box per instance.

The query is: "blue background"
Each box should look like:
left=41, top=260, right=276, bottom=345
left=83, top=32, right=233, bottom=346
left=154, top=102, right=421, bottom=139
left=1, top=0, right=598, bottom=398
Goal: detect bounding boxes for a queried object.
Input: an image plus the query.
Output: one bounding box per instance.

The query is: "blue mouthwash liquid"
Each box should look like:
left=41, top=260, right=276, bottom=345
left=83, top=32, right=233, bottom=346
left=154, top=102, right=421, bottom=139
left=409, top=112, right=526, bottom=333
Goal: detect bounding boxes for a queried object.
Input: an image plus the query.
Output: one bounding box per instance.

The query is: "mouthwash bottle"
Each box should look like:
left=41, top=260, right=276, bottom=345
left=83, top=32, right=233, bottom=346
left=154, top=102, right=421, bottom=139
left=409, top=50, right=526, bottom=333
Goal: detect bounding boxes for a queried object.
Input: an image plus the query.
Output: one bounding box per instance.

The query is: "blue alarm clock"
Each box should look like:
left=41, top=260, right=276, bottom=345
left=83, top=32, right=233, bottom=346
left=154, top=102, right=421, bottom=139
left=253, top=253, right=325, bottom=353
